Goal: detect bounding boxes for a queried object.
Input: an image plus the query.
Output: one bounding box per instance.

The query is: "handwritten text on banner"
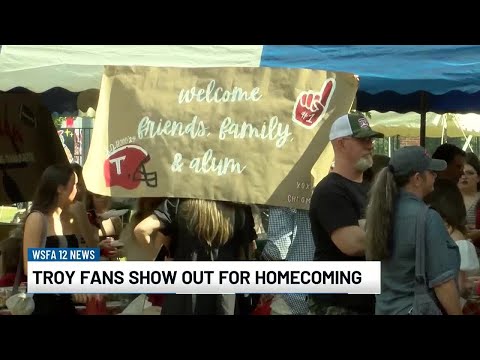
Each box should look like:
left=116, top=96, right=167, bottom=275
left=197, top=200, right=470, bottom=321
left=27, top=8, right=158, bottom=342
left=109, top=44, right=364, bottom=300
left=83, top=66, right=357, bottom=209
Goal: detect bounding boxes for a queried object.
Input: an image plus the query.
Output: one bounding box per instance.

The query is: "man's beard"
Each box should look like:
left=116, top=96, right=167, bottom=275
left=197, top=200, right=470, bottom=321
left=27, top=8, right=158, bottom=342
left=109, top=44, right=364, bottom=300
left=355, top=155, right=373, bottom=172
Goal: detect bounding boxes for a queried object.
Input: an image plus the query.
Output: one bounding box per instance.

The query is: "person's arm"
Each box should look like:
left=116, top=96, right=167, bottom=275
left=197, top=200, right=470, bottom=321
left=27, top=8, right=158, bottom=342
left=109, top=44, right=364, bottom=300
left=425, top=210, right=463, bottom=315
left=457, top=271, right=472, bottom=298
left=134, top=214, right=162, bottom=247
left=111, top=216, right=123, bottom=237
left=135, top=199, right=178, bottom=249
left=434, top=279, right=463, bottom=315
left=69, top=202, right=98, bottom=247
left=311, top=189, right=366, bottom=257
left=467, top=229, right=480, bottom=246
left=262, top=207, right=294, bottom=260
left=22, top=212, right=44, bottom=274
left=331, top=226, right=366, bottom=256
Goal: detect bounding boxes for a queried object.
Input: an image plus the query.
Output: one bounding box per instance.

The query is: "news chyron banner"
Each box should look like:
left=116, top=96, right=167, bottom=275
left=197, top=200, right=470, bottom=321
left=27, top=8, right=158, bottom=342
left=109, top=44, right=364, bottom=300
left=83, top=66, right=357, bottom=210
left=27, top=249, right=381, bottom=295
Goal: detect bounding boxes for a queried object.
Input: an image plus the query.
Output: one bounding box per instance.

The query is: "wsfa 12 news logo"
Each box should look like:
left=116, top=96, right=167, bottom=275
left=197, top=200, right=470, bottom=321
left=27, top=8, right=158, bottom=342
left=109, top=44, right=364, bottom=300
left=27, top=248, right=381, bottom=295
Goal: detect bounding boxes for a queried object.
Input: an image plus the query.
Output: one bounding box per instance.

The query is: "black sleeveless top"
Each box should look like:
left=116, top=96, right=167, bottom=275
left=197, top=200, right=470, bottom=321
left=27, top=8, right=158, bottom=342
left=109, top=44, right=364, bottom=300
left=45, top=234, right=80, bottom=248
left=153, top=199, right=257, bottom=315
left=32, top=234, right=80, bottom=316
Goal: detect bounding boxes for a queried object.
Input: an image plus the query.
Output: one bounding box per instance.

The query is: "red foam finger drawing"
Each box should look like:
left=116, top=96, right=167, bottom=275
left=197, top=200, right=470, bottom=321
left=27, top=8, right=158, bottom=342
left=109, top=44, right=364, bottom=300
left=292, top=78, right=336, bottom=129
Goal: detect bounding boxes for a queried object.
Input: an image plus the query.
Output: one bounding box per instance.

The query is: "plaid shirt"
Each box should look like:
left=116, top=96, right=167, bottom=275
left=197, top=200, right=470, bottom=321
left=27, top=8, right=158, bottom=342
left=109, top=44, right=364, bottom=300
left=262, top=207, right=315, bottom=315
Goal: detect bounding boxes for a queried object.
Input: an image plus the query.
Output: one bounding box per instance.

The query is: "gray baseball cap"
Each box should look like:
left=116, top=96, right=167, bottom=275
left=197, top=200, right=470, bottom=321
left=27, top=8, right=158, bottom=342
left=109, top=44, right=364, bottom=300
left=389, top=146, right=447, bottom=176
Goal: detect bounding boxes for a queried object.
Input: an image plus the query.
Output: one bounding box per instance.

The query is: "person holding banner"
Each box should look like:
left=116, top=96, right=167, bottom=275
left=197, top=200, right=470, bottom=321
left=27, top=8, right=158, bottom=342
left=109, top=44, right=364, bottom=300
left=119, top=197, right=171, bottom=309
left=309, top=112, right=383, bottom=315
left=120, top=197, right=168, bottom=261
left=134, top=198, right=256, bottom=315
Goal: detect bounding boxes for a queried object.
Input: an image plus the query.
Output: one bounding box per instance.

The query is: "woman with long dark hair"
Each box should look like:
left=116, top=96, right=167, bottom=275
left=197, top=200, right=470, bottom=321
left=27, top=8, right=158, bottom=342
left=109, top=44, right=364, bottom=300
left=457, top=152, right=480, bottom=248
left=426, top=180, right=480, bottom=308
left=365, top=146, right=462, bottom=315
left=22, top=164, right=83, bottom=315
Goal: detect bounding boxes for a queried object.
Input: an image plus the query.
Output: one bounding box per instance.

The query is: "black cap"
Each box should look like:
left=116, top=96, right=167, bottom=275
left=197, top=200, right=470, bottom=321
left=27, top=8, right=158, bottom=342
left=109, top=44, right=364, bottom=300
left=389, top=146, right=447, bottom=176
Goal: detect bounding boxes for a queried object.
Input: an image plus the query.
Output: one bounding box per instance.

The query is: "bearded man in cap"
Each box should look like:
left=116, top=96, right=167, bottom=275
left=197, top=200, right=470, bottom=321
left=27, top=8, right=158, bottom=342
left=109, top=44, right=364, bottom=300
left=309, top=112, right=384, bottom=315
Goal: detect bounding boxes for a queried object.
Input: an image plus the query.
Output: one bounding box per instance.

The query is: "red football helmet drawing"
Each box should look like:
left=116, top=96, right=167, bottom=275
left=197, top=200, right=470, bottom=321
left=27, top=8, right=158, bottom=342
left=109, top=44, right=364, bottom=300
left=104, top=144, right=158, bottom=190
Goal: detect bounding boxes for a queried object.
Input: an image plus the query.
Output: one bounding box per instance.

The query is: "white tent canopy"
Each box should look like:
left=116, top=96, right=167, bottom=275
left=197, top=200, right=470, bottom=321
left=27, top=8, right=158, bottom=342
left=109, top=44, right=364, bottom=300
left=0, top=45, right=263, bottom=92
left=369, top=111, right=480, bottom=138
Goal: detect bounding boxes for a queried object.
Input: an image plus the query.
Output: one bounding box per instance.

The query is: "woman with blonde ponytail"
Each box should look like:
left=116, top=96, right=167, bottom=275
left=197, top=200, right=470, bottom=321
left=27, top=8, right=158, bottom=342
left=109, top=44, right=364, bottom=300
left=366, top=146, right=462, bottom=315
left=178, top=199, right=234, bottom=250
left=134, top=198, right=257, bottom=315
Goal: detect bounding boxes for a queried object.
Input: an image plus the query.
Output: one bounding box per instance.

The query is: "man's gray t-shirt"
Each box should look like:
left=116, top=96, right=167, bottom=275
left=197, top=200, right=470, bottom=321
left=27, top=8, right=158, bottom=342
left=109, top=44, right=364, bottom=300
left=375, top=191, right=460, bottom=315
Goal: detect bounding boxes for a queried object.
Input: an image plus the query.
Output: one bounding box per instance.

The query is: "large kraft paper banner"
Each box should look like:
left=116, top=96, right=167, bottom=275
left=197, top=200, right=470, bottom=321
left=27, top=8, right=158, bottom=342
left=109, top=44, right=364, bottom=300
left=83, top=66, right=357, bottom=210
left=0, top=94, right=69, bottom=205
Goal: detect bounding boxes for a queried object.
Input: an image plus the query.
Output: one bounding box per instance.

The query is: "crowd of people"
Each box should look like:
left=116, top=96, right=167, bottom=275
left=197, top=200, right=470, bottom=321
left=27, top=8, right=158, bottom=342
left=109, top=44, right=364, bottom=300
left=264, top=112, right=480, bottom=315
left=1, top=111, right=479, bottom=315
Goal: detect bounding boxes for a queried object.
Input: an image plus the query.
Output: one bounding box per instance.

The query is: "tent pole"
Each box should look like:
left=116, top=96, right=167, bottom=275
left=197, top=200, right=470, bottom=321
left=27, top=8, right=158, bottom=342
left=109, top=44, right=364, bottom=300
left=452, top=114, right=474, bottom=152
left=441, top=114, right=446, bottom=144
left=420, top=91, right=427, bottom=147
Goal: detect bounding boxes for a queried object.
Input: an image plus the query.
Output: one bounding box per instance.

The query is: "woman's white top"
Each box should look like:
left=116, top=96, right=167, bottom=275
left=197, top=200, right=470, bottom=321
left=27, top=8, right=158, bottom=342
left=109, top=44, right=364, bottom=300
left=457, top=240, right=480, bottom=272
